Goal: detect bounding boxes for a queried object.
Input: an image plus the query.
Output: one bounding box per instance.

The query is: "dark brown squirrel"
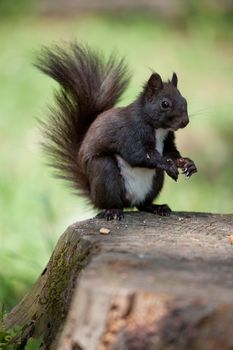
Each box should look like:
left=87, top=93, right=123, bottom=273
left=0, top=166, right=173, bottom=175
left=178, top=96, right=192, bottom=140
left=36, top=42, right=197, bottom=221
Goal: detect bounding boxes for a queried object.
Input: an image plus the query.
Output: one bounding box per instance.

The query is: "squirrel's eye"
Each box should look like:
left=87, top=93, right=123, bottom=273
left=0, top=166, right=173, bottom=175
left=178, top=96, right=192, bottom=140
left=160, top=99, right=171, bottom=110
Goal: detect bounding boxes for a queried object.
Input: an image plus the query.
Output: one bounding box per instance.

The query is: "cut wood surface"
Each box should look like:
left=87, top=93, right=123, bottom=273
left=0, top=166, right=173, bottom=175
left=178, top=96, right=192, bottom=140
left=4, top=212, right=233, bottom=349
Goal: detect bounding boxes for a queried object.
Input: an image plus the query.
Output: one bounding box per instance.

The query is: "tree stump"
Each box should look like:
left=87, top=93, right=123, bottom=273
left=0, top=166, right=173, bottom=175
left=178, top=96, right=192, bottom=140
left=3, top=212, right=233, bottom=350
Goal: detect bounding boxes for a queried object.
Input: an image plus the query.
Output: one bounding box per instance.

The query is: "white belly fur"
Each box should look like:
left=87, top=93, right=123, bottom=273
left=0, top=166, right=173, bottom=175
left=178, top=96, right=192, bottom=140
left=116, top=155, right=155, bottom=206
left=116, top=128, right=168, bottom=206
left=156, top=128, right=169, bottom=155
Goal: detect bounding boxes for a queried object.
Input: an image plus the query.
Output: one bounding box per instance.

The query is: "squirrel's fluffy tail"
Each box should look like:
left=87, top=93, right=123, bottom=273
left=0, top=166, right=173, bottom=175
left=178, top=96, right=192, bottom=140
left=35, top=42, right=130, bottom=195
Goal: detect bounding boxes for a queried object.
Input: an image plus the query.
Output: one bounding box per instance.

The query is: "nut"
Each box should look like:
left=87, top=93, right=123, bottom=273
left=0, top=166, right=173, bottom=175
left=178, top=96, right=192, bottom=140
left=99, top=227, right=110, bottom=235
left=229, top=235, right=233, bottom=245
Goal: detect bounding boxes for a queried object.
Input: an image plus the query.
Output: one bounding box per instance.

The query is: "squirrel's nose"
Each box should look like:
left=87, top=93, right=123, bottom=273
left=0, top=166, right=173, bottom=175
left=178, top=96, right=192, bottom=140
left=180, top=115, right=189, bottom=128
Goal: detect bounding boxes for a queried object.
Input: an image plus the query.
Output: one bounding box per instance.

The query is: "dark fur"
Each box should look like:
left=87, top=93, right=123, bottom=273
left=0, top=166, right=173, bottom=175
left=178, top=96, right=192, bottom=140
left=36, top=42, right=197, bottom=218
left=35, top=43, right=130, bottom=196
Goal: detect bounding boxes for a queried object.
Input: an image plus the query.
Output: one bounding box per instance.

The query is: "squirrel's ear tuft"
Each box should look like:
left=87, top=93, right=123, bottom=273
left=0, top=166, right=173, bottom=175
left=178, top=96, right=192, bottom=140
left=171, top=72, right=178, bottom=87
left=144, top=73, right=163, bottom=99
left=147, top=73, right=163, bottom=91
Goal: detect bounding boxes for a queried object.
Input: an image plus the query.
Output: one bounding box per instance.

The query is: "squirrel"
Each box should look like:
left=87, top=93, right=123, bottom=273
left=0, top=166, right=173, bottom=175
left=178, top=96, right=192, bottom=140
left=36, top=42, right=197, bottom=221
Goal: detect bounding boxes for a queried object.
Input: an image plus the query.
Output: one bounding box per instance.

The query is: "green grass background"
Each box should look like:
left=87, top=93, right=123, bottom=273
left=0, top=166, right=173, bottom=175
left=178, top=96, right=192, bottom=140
left=0, top=11, right=232, bottom=310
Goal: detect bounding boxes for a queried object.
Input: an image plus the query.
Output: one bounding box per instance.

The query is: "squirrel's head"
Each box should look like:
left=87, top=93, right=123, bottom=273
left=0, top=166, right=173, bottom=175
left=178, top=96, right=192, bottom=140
left=141, top=72, right=189, bottom=131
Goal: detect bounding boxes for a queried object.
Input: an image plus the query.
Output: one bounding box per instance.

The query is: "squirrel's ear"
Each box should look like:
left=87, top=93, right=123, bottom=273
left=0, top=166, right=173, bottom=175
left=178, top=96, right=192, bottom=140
left=147, top=73, right=163, bottom=91
left=171, top=72, right=178, bottom=87
left=144, top=73, right=163, bottom=99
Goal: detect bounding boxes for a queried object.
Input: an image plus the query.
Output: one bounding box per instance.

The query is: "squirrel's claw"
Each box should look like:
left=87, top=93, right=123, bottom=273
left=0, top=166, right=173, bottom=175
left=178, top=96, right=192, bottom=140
left=97, top=209, right=124, bottom=221
left=177, top=158, right=197, bottom=178
left=163, top=158, right=179, bottom=181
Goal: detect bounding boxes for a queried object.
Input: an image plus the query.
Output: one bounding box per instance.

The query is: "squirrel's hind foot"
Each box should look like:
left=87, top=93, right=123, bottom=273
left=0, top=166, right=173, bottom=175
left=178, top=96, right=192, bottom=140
left=137, top=204, right=172, bottom=217
left=96, top=209, right=124, bottom=221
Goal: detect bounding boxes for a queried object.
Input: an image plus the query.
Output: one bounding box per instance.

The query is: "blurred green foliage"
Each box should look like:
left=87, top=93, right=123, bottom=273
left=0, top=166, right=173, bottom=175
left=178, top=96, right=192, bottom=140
left=0, top=0, right=35, bottom=17
left=0, top=318, right=42, bottom=350
left=0, top=8, right=232, bottom=312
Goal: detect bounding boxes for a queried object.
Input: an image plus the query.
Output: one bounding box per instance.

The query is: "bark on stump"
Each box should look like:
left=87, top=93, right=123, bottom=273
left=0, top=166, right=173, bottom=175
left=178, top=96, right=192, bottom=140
left=3, top=212, right=233, bottom=350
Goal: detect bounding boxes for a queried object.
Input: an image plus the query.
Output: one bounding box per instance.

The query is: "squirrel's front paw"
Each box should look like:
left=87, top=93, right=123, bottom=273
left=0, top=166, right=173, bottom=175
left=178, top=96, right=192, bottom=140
left=163, top=158, right=179, bottom=181
left=176, top=157, right=197, bottom=177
